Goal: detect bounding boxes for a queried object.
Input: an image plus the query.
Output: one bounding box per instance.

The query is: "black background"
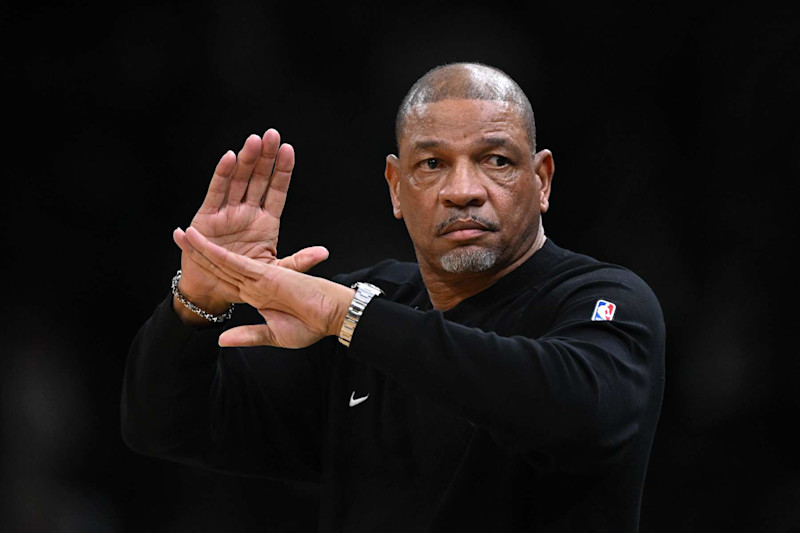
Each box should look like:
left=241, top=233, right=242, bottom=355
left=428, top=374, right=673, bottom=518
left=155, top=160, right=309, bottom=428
left=2, top=0, right=798, bottom=531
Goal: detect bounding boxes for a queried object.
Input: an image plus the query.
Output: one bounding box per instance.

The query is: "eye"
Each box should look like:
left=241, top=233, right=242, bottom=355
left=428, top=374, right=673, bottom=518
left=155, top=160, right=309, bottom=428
left=487, top=155, right=510, bottom=167
left=424, top=158, right=439, bottom=170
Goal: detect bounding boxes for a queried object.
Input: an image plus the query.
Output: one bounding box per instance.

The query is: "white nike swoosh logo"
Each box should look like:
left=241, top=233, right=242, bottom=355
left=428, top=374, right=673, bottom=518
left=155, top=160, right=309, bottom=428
left=349, top=391, right=369, bottom=407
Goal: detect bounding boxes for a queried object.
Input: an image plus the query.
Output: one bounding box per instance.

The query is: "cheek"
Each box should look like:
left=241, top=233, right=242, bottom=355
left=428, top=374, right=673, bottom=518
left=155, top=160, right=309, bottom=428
left=403, top=210, right=434, bottom=241
left=396, top=195, right=428, bottom=235
left=400, top=187, right=438, bottom=221
left=496, top=187, right=538, bottom=230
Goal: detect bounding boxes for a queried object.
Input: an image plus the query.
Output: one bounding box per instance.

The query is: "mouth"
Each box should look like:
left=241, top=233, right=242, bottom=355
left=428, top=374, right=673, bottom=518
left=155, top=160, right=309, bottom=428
left=437, top=218, right=497, bottom=240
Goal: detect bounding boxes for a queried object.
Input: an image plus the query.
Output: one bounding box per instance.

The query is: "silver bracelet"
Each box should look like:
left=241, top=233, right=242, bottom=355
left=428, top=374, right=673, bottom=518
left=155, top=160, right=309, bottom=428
left=171, top=270, right=234, bottom=323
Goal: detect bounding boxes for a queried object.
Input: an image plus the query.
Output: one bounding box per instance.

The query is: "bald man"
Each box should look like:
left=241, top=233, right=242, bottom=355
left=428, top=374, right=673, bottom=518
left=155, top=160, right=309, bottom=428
left=122, top=63, right=665, bottom=532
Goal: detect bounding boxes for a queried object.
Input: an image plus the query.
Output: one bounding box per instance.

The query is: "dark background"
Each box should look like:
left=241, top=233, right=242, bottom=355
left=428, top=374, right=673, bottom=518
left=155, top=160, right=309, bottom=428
left=2, top=0, right=798, bottom=531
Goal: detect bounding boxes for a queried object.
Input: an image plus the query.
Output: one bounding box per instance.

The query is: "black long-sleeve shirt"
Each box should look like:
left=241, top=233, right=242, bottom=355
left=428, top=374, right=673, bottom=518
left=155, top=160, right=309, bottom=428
left=122, top=239, right=665, bottom=532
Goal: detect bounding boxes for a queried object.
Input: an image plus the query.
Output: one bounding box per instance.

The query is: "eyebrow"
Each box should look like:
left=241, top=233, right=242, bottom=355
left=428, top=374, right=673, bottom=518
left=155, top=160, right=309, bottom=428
left=411, top=136, right=515, bottom=151
left=478, top=136, right=512, bottom=148
left=412, top=139, right=444, bottom=150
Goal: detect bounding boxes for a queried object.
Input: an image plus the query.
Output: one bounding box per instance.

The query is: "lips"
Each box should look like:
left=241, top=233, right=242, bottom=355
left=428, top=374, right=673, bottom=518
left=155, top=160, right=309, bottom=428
left=437, top=218, right=497, bottom=241
left=440, top=219, right=488, bottom=235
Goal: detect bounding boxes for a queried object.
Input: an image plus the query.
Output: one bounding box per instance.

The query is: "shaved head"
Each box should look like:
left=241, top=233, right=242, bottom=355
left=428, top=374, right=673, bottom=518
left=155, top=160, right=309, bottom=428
left=395, top=62, right=536, bottom=152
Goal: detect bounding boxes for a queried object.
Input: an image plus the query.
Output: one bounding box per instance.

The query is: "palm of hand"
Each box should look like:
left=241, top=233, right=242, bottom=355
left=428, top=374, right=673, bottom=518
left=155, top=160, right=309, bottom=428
left=176, top=130, right=295, bottom=307
left=192, top=205, right=280, bottom=263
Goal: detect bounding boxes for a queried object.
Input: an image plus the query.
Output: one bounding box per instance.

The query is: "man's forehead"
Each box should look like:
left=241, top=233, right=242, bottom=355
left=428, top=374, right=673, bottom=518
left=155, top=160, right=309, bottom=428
left=400, top=99, right=528, bottom=146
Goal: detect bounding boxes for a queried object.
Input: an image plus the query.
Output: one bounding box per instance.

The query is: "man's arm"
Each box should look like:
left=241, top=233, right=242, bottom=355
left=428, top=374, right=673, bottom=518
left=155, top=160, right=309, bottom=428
left=175, top=232, right=665, bottom=473
left=122, top=130, right=331, bottom=478
left=175, top=226, right=354, bottom=349
left=345, top=276, right=665, bottom=473
left=122, top=294, right=332, bottom=481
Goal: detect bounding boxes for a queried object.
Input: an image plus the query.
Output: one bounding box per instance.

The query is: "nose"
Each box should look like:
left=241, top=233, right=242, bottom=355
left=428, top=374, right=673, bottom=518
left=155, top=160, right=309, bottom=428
left=438, top=160, right=487, bottom=208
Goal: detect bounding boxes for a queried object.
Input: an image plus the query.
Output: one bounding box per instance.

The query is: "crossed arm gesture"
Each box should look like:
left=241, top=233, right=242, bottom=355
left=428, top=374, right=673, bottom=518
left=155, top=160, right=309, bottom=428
left=173, top=130, right=354, bottom=347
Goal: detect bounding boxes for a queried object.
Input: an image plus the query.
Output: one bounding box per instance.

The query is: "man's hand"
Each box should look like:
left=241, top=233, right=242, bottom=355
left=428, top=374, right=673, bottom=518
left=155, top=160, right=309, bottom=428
left=172, top=130, right=329, bottom=324
left=176, top=226, right=355, bottom=349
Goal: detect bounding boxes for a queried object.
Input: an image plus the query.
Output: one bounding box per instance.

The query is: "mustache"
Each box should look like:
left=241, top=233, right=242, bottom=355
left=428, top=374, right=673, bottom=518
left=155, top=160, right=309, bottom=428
left=435, top=213, right=500, bottom=235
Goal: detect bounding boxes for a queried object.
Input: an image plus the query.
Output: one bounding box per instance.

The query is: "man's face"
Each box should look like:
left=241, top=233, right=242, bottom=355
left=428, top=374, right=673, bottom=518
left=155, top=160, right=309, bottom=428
left=385, top=98, right=553, bottom=277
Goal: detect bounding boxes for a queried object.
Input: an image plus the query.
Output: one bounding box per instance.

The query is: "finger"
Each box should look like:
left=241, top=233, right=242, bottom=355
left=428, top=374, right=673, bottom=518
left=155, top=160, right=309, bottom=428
left=172, top=228, right=243, bottom=301
left=176, top=227, right=248, bottom=287
left=184, top=226, right=264, bottom=281
left=198, top=150, right=236, bottom=214
left=243, top=129, right=281, bottom=206
left=262, top=143, right=295, bottom=217
left=277, top=246, right=330, bottom=273
left=174, top=227, right=243, bottom=287
left=226, top=134, right=263, bottom=206
left=219, top=324, right=275, bottom=347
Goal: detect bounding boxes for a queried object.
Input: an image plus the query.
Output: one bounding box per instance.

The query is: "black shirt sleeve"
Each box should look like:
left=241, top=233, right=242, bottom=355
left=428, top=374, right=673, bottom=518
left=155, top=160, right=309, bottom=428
left=345, top=267, right=665, bottom=474
left=121, top=294, right=334, bottom=482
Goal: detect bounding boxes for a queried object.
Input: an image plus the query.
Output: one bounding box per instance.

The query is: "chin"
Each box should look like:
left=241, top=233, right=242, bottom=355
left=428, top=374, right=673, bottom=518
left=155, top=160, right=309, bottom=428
left=439, top=247, right=500, bottom=273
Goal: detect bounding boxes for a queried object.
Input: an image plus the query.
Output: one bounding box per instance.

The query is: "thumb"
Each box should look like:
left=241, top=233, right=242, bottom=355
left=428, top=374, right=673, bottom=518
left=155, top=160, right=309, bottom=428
left=278, top=246, right=329, bottom=273
left=219, top=324, right=275, bottom=347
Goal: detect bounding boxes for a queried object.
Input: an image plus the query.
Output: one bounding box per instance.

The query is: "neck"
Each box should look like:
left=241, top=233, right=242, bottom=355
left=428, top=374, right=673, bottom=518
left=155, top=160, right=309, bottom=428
left=421, top=225, right=546, bottom=311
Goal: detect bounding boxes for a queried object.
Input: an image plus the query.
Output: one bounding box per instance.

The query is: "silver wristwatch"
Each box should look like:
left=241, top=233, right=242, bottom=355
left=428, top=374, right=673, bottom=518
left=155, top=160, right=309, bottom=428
left=338, top=282, right=384, bottom=347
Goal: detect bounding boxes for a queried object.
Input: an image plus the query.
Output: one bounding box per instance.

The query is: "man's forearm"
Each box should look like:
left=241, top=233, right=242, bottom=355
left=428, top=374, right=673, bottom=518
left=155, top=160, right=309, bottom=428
left=122, top=295, right=222, bottom=457
left=344, top=289, right=663, bottom=472
left=123, top=293, right=331, bottom=481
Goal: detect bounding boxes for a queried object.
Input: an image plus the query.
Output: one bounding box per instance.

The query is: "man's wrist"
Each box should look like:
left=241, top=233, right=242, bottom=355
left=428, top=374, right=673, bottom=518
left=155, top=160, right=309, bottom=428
left=328, top=286, right=356, bottom=338
left=172, top=295, right=217, bottom=325
left=337, top=282, right=384, bottom=346
left=171, top=271, right=234, bottom=325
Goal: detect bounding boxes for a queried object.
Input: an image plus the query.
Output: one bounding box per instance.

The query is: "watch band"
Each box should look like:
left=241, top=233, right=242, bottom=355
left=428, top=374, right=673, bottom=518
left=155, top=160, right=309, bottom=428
left=338, top=282, right=384, bottom=347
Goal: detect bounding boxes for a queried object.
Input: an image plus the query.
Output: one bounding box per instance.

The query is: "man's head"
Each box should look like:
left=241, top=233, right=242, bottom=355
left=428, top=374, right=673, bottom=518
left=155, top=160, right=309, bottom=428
left=385, top=62, right=553, bottom=279
left=395, top=63, right=536, bottom=154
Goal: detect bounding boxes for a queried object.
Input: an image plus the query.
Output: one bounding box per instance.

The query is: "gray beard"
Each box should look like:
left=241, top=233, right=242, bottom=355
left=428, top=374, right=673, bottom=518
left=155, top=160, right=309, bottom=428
left=439, top=247, right=500, bottom=273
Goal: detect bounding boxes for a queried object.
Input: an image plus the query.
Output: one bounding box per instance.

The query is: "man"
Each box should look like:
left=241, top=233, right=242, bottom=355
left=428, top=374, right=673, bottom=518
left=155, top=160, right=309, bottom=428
left=122, top=62, right=665, bottom=532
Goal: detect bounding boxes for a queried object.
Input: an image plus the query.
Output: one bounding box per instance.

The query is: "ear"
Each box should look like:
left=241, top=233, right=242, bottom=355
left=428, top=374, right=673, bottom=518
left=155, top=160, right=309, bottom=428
left=385, top=154, right=403, bottom=219
left=534, top=149, right=554, bottom=213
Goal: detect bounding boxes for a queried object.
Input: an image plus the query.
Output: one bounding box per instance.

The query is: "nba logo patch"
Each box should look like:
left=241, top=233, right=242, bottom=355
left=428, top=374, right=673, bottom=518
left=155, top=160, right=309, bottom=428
left=592, top=300, right=616, bottom=321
